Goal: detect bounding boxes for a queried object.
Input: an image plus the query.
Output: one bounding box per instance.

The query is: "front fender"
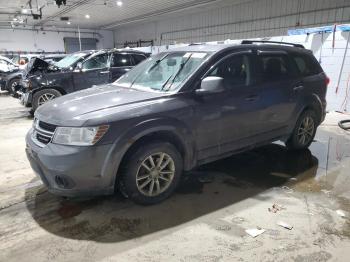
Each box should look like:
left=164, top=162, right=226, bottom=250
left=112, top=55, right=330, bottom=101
left=101, top=117, right=196, bottom=188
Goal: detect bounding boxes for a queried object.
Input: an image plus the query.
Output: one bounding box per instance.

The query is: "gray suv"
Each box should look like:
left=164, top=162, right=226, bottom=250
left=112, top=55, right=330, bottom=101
left=25, top=41, right=328, bottom=204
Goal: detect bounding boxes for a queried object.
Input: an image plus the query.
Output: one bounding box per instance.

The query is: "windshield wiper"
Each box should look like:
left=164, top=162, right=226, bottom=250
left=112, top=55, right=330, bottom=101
left=161, top=53, right=193, bottom=91
left=129, top=53, right=169, bottom=89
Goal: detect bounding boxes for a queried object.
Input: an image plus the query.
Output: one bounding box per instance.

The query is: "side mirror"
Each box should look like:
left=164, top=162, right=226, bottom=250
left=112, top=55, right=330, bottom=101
left=75, top=62, right=83, bottom=72
left=196, top=76, right=224, bottom=94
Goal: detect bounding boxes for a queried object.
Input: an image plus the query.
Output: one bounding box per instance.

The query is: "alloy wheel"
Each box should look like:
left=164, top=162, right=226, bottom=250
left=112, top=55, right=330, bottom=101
left=297, top=116, right=314, bottom=145
left=38, top=93, right=56, bottom=106
left=136, top=152, right=175, bottom=197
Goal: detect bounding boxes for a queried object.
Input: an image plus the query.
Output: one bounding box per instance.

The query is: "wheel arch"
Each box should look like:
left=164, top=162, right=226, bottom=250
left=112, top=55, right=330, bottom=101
left=32, top=86, right=67, bottom=97
left=295, top=94, right=324, bottom=126
left=299, top=94, right=323, bottom=125
left=102, top=118, right=196, bottom=189
left=6, top=75, right=22, bottom=90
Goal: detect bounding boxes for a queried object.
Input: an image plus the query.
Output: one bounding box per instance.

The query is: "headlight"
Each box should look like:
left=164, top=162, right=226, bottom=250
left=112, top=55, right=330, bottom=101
left=52, top=125, right=109, bottom=146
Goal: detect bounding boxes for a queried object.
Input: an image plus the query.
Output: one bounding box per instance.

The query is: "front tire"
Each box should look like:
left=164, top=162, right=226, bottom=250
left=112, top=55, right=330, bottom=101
left=32, top=89, right=62, bottom=112
left=120, top=142, right=183, bottom=205
left=286, top=110, right=318, bottom=150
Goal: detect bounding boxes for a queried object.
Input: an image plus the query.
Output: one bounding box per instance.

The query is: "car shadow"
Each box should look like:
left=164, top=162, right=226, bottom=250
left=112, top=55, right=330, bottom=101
left=24, top=143, right=318, bottom=243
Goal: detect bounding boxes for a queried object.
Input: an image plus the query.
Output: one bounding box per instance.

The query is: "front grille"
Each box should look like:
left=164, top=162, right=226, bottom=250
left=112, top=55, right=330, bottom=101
left=36, top=132, right=52, bottom=144
left=32, top=119, right=56, bottom=147
left=39, top=121, right=57, bottom=132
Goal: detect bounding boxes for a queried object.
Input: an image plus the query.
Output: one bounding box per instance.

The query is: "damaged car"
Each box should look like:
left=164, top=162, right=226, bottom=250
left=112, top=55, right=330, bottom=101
left=20, top=49, right=148, bottom=112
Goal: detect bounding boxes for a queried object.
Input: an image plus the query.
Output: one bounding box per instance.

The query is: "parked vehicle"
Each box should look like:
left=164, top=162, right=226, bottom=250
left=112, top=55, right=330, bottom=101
left=26, top=41, right=328, bottom=204
left=20, top=49, right=148, bottom=112
left=0, top=55, right=23, bottom=94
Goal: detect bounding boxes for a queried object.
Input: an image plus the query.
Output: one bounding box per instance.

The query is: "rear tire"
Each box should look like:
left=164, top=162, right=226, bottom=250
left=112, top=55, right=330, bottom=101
left=119, top=142, right=183, bottom=205
left=8, top=78, right=20, bottom=95
left=286, top=110, right=318, bottom=150
left=32, top=89, right=62, bottom=112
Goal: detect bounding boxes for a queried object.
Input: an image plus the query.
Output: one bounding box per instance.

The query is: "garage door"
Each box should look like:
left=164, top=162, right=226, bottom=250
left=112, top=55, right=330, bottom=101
left=64, top=37, right=97, bottom=53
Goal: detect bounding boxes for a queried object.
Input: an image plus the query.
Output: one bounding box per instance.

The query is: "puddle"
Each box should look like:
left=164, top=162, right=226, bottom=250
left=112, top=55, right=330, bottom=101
left=176, top=174, right=204, bottom=194
left=58, top=201, right=82, bottom=219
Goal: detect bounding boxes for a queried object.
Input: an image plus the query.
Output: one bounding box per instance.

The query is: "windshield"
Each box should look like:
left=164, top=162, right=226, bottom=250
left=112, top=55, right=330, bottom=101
left=54, top=53, right=88, bottom=68
left=115, top=51, right=210, bottom=92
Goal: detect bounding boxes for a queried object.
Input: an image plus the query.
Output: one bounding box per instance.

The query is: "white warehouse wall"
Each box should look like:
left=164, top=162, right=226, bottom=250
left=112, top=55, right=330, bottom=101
left=0, top=28, right=114, bottom=53
left=113, top=0, right=350, bottom=46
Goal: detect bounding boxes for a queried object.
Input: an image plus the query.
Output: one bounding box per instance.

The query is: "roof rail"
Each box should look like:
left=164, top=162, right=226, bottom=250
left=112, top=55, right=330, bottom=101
left=241, top=40, right=305, bottom=49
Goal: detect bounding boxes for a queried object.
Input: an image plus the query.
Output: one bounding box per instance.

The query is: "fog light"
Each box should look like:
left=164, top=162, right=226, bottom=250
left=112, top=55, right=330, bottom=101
left=55, top=175, right=74, bottom=189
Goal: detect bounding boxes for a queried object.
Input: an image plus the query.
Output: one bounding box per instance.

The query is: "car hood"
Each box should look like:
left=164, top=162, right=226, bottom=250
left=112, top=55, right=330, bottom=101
left=25, top=57, right=61, bottom=75
left=35, top=84, right=168, bottom=126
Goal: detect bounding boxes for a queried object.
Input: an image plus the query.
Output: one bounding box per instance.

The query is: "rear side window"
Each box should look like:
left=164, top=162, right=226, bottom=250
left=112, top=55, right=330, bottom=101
left=132, top=54, right=147, bottom=65
left=111, top=53, right=132, bottom=67
left=257, top=54, right=291, bottom=82
left=292, top=54, right=322, bottom=77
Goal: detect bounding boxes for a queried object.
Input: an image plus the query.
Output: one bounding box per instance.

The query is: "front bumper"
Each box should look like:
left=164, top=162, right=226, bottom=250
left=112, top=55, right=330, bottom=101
left=25, top=129, right=116, bottom=197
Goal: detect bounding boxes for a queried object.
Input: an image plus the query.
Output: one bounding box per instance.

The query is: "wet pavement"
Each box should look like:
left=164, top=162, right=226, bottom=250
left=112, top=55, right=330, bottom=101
left=0, top=92, right=350, bottom=261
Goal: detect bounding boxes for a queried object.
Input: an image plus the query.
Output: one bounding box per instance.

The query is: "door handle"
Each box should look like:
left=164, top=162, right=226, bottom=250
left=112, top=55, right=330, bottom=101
left=99, top=71, right=110, bottom=74
left=293, top=85, right=304, bottom=91
left=245, top=95, right=259, bottom=102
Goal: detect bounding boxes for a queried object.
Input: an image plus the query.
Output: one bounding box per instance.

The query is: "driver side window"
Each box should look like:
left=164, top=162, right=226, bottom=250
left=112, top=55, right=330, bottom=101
left=82, top=53, right=109, bottom=70
left=209, top=54, right=251, bottom=89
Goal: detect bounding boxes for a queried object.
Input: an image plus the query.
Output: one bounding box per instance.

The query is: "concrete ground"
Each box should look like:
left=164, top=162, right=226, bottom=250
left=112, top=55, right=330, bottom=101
left=1, top=92, right=350, bottom=262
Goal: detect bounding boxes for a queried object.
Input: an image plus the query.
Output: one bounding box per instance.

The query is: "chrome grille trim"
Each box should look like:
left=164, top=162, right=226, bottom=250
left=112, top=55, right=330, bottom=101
left=31, top=118, right=56, bottom=147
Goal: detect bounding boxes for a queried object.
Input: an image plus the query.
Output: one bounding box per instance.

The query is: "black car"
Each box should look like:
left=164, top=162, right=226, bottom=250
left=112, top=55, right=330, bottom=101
left=21, top=49, right=149, bottom=111
left=19, top=50, right=96, bottom=108
left=26, top=40, right=328, bottom=204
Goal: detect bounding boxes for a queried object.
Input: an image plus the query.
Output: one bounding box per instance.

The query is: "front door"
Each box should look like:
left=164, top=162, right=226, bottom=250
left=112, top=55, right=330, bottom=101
left=73, top=52, right=110, bottom=91
left=194, top=52, right=263, bottom=159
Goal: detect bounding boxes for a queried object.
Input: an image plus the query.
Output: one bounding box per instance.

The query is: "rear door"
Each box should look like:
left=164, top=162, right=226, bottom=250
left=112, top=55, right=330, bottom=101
left=73, top=52, right=110, bottom=91
left=290, top=52, right=326, bottom=105
left=109, top=53, right=134, bottom=82
left=254, top=50, right=301, bottom=138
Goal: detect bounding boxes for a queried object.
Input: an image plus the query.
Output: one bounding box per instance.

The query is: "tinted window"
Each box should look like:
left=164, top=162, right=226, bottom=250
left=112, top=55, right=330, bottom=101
left=82, top=53, right=108, bottom=70
left=209, top=54, right=251, bottom=89
left=292, top=54, right=322, bottom=77
left=132, top=54, right=147, bottom=65
left=257, top=55, right=291, bottom=82
left=111, top=53, right=132, bottom=67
